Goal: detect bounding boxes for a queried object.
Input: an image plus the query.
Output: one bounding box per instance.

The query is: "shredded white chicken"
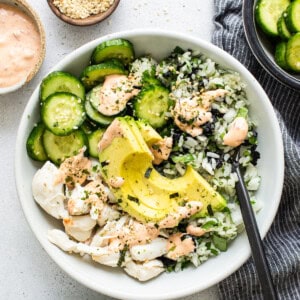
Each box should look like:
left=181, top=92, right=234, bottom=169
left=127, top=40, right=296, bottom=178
left=32, top=161, right=68, bottom=219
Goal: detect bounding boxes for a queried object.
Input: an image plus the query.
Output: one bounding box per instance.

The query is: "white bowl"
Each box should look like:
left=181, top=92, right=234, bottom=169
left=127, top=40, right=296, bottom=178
left=15, top=29, right=284, bottom=300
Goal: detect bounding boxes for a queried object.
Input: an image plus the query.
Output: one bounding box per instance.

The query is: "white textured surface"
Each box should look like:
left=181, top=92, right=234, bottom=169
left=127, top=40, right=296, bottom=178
left=0, top=1, right=218, bottom=299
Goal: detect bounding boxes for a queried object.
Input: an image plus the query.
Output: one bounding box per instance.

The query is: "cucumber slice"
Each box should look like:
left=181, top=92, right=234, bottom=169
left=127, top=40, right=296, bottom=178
left=133, top=85, right=171, bottom=128
left=85, top=94, right=115, bottom=126
left=87, top=129, right=105, bottom=158
left=255, top=0, right=290, bottom=37
left=88, top=80, right=130, bottom=116
left=26, top=122, right=47, bottom=161
left=87, top=84, right=102, bottom=112
left=40, top=71, right=85, bottom=102
left=41, top=92, right=86, bottom=136
left=277, top=15, right=292, bottom=39
left=286, top=33, right=300, bottom=72
left=43, top=129, right=88, bottom=164
left=91, top=39, right=135, bottom=65
left=285, top=0, right=300, bottom=32
left=275, top=42, right=290, bottom=70
left=80, top=61, right=127, bottom=90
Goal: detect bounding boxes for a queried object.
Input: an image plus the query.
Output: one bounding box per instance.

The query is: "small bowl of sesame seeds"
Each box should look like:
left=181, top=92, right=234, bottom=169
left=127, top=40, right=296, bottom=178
left=47, top=0, right=120, bottom=26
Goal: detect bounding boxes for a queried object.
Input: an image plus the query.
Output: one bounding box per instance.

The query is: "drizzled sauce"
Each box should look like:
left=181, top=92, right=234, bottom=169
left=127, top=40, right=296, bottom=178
left=0, top=3, right=41, bottom=88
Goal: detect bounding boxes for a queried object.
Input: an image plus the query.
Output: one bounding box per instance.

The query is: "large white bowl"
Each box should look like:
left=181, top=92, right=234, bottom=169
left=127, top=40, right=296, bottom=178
left=15, top=29, right=284, bottom=300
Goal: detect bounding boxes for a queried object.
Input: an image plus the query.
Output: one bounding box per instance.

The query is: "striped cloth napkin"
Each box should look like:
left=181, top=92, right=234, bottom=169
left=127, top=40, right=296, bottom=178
left=212, top=0, right=300, bottom=299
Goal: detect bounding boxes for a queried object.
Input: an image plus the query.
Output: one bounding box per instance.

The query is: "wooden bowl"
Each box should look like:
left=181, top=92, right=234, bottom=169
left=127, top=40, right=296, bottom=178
left=47, top=0, right=120, bottom=26
left=0, top=0, right=46, bottom=94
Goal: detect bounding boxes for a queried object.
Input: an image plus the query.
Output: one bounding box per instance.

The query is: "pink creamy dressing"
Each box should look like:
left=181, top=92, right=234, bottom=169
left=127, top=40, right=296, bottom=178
left=0, top=4, right=41, bottom=88
left=98, top=75, right=139, bottom=116
left=223, top=117, right=249, bottom=147
left=98, top=119, right=123, bottom=151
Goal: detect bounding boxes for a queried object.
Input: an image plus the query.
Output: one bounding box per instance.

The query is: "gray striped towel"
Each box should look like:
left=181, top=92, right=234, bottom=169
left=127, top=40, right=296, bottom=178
left=212, top=0, right=300, bottom=299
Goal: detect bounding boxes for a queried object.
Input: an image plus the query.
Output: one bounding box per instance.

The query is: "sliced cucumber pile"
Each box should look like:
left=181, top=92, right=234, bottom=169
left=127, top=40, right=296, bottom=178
left=27, top=70, right=89, bottom=164
left=26, top=38, right=174, bottom=165
left=255, top=0, right=290, bottom=37
left=255, top=0, right=300, bottom=73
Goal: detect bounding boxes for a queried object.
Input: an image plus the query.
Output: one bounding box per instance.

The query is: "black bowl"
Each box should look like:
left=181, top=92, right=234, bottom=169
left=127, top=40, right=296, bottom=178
left=242, top=0, right=300, bottom=90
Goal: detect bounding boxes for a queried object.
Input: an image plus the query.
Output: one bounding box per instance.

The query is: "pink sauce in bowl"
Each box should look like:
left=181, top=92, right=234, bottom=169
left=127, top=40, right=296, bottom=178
left=0, top=1, right=45, bottom=93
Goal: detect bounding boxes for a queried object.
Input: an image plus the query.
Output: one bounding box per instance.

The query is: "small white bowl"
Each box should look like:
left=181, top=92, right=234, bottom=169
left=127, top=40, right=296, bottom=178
left=0, top=0, right=45, bottom=95
left=15, top=29, right=284, bottom=300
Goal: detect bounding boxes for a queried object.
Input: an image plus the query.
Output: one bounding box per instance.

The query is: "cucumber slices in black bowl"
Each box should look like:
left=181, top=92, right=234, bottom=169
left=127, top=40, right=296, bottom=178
left=243, top=0, right=300, bottom=90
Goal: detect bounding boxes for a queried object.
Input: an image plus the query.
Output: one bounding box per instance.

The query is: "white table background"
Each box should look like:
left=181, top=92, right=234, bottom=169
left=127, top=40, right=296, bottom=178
left=0, top=1, right=219, bottom=299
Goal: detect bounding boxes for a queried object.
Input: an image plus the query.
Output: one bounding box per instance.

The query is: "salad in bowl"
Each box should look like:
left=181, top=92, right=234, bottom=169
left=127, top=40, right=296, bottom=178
left=16, top=30, right=283, bottom=300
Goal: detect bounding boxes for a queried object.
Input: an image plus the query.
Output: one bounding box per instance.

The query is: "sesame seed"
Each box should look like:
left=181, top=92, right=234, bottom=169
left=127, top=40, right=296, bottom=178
left=53, top=0, right=115, bottom=19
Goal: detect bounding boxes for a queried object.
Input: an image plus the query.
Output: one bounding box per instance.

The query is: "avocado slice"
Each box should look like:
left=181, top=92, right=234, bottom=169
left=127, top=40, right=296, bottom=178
left=99, top=117, right=226, bottom=223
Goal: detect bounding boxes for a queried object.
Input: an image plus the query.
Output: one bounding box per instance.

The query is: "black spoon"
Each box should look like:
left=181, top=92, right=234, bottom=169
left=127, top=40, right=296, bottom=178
left=233, top=148, right=278, bottom=300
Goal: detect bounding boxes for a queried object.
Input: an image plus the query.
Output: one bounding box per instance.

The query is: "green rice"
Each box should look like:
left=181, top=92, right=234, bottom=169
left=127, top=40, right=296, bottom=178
left=130, top=47, right=261, bottom=271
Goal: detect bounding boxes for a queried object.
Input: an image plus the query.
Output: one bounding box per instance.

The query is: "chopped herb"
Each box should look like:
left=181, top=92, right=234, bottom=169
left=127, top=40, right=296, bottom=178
left=180, top=234, right=193, bottom=241
left=237, top=107, right=248, bottom=118
left=207, top=204, right=214, bottom=216
left=171, top=153, right=194, bottom=164
left=82, top=169, right=90, bottom=175
left=151, top=144, right=160, bottom=150
left=222, top=206, right=231, bottom=214
left=179, top=258, right=191, bottom=270
left=169, top=192, right=179, bottom=199
left=248, top=135, right=257, bottom=145
left=177, top=115, right=195, bottom=125
left=144, top=167, right=153, bottom=178
left=127, top=195, right=139, bottom=203
left=100, top=160, right=109, bottom=168
left=117, top=245, right=128, bottom=267
left=177, top=219, right=188, bottom=232
left=65, top=176, right=73, bottom=182
left=173, top=46, right=185, bottom=55
left=159, top=257, right=176, bottom=272
left=202, top=220, right=218, bottom=230
left=212, top=234, right=228, bottom=251
left=210, top=248, right=219, bottom=256
left=92, top=165, right=99, bottom=172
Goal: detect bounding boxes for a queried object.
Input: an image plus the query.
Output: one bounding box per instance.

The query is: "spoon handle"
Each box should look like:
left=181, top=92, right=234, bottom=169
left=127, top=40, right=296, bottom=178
left=235, top=166, right=278, bottom=300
